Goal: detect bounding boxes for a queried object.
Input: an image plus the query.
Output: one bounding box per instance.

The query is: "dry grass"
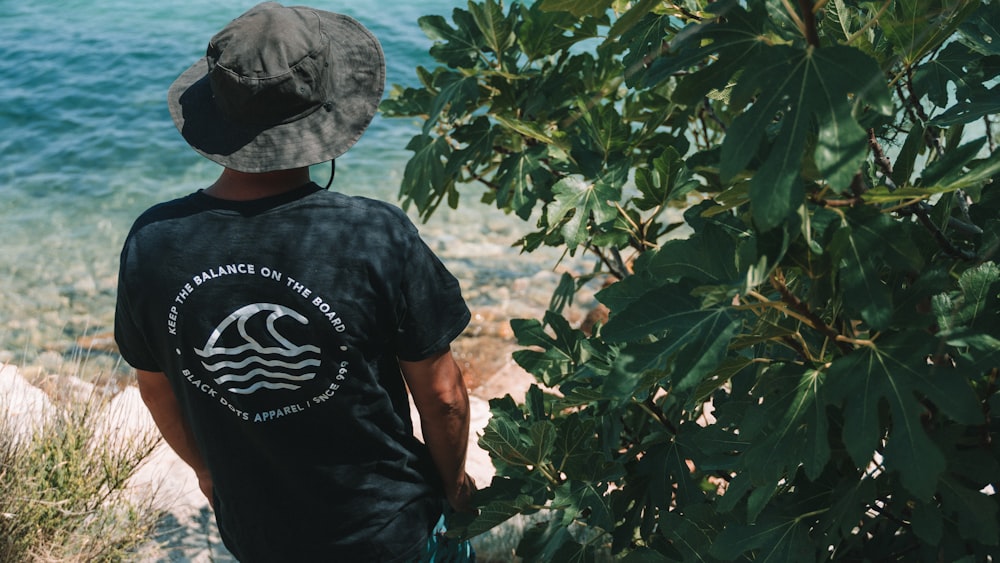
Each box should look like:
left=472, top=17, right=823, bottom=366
left=0, top=383, right=162, bottom=562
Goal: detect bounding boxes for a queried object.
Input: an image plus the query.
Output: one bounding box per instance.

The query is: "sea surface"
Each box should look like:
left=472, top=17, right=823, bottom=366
left=0, top=0, right=590, bottom=374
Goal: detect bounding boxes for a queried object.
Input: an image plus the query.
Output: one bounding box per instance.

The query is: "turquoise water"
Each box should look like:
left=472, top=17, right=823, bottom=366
left=0, top=0, right=579, bottom=369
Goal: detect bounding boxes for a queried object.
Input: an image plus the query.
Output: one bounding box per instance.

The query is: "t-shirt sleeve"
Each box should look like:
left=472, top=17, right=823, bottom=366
left=393, top=232, right=470, bottom=362
left=114, top=242, right=162, bottom=372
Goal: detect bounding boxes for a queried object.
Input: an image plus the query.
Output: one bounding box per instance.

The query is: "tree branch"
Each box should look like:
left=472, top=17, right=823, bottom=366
left=987, top=114, right=996, bottom=153
left=770, top=269, right=853, bottom=354
left=868, top=129, right=978, bottom=260
left=798, top=0, right=821, bottom=47
left=908, top=205, right=978, bottom=261
left=868, top=128, right=897, bottom=191
left=586, top=243, right=629, bottom=281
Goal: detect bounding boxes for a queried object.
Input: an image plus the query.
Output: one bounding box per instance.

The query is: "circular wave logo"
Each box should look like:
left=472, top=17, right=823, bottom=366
left=195, top=303, right=320, bottom=395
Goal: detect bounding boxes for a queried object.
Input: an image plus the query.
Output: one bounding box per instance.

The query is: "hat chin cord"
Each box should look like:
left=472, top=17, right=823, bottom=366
left=323, top=159, right=336, bottom=190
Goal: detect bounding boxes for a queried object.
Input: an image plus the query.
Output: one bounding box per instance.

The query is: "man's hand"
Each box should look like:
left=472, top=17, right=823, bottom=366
left=448, top=472, right=477, bottom=514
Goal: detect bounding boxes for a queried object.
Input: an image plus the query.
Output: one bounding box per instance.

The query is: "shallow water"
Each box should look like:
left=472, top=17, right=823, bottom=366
left=0, top=0, right=595, bottom=372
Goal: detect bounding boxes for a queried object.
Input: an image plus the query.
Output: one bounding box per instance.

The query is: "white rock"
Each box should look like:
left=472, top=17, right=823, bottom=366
left=0, top=363, right=53, bottom=443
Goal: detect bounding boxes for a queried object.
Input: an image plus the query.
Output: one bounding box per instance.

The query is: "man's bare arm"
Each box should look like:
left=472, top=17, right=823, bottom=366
left=400, top=349, right=476, bottom=512
left=136, top=369, right=213, bottom=505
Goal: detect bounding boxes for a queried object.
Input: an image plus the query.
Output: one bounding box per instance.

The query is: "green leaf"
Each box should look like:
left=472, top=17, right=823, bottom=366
left=829, top=219, right=893, bottom=331
left=709, top=513, right=813, bottom=561
left=934, top=262, right=1000, bottom=334
left=553, top=480, right=614, bottom=531
left=630, top=1, right=767, bottom=98
left=378, top=85, right=433, bottom=117
left=621, top=12, right=680, bottom=89
left=513, top=347, right=572, bottom=387
left=552, top=413, right=617, bottom=481
left=401, top=134, right=453, bottom=215
left=913, top=42, right=980, bottom=106
left=861, top=184, right=966, bottom=204
left=494, top=113, right=571, bottom=151
left=723, top=45, right=890, bottom=230
left=419, top=10, right=483, bottom=68
left=449, top=117, right=499, bottom=193
left=518, top=3, right=594, bottom=60
left=602, top=289, right=704, bottom=342
left=919, top=137, right=987, bottom=187
left=538, top=0, right=613, bottom=18
left=526, top=384, right=547, bottom=421
left=511, top=311, right=599, bottom=386
left=547, top=272, right=578, bottom=316
left=955, top=262, right=1000, bottom=330
left=604, top=289, right=740, bottom=393
left=891, top=123, right=925, bottom=188
left=496, top=146, right=545, bottom=218
left=863, top=211, right=926, bottom=271
left=959, top=2, right=1000, bottom=56
left=658, top=504, right=726, bottom=562
left=469, top=0, right=515, bottom=57
left=634, top=147, right=697, bottom=211
left=825, top=331, right=981, bottom=499
left=939, top=475, right=1000, bottom=545
left=743, top=367, right=830, bottom=483
left=929, top=98, right=1000, bottom=126
left=423, top=74, right=482, bottom=134
left=526, top=421, right=557, bottom=466
left=882, top=0, right=980, bottom=65
left=670, top=313, right=742, bottom=393
left=511, top=318, right=554, bottom=349
left=480, top=411, right=533, bottom=468
left=910, top=500, right=944, bottom=545
left=570, top=105, right=632, bottom=176
left=466, top=492, right=538, bottom=537
left=643, top=222, right=741, bottom=285
left=517, top=516, right=590, bottom=562
left=933, top=149, right=1000, bottom=195
left=607, top=0, right=661, bottom=41
left=817, top=477, right=877, bottom=540
left=546, top=176, right=620, bottom=249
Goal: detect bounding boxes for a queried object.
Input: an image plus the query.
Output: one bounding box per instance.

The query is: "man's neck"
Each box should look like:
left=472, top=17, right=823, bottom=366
left=203, top=167, right=313, bottom=201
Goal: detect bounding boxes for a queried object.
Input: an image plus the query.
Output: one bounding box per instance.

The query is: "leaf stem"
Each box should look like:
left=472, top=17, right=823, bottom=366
left=637, top=397, right=678, bottom=436
left=613, top=201, right=643, bottom=239
left=781, top=0, right=807, bottom=39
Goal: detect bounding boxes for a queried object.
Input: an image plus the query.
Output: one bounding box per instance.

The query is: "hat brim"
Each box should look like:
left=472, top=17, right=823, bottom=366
left=166, top=10, right=385, bottom=173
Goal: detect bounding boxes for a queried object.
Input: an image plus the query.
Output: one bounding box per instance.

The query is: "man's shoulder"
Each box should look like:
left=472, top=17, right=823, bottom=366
left=328, top=191, right=402, bottom=215
left=127, top=194, right=201, bottom=234
left=326, top=192, right=416, bottom=232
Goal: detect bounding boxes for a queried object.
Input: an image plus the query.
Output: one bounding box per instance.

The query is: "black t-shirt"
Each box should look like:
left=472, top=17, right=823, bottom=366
left=115, top=183, right=470, bottom=562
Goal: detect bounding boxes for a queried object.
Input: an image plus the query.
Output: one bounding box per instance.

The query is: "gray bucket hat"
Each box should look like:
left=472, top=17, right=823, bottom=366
left=167, top=2, right=385, bottom=173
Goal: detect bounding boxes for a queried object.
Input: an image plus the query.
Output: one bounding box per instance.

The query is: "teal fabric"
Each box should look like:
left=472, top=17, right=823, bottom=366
left=418, top=515, right=475, bottom=562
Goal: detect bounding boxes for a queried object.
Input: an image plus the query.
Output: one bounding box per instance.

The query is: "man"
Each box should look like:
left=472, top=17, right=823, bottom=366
left=114, top=3, right=475, bottom=561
